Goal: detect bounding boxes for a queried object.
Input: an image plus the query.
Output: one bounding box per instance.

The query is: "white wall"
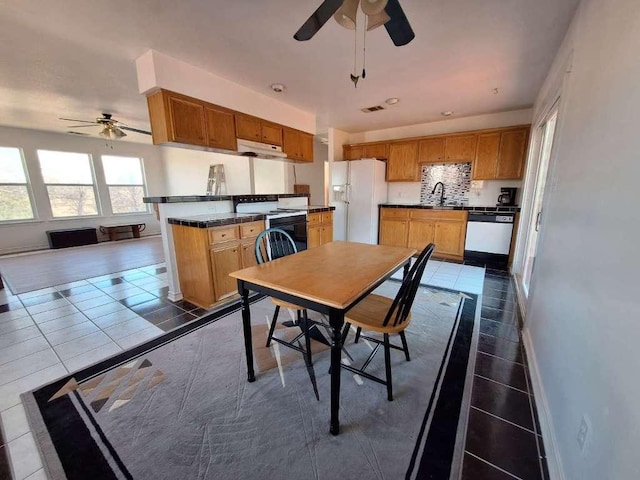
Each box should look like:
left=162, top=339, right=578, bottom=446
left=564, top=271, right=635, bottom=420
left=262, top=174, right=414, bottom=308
left=524, top=0, right=640, bottom=479
left=0, top=127, right=164, bottom=254
left=285, top=138, right=328, bottom=205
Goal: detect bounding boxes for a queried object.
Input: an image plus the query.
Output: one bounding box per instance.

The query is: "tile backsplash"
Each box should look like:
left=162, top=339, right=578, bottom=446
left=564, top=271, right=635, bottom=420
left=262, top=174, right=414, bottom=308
left=420, top=163, right=471, bottom=205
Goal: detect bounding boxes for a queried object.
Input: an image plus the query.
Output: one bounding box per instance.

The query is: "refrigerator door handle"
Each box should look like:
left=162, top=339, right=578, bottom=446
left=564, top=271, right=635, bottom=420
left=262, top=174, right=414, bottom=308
left=345, top=184, right=351, bottom=204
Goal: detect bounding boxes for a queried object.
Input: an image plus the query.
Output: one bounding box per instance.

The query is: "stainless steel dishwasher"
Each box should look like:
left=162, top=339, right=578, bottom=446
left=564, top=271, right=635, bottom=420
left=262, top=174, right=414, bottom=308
left=463, top=212, right=515, bottom=270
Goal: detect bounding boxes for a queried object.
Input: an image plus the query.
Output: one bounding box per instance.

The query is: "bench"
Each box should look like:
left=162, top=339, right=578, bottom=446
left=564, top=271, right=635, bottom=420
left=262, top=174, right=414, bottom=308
left=99, top=223, right=146, bottom=241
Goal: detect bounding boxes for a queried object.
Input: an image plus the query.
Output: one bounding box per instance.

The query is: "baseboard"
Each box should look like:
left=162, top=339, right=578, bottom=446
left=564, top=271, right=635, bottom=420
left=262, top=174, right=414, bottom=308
left=522, top=328, right=566, bottom=480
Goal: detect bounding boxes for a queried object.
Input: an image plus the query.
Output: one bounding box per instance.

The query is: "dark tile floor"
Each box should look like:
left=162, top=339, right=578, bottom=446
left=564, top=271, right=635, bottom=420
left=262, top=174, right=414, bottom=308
left=461, top=269, right=549, bottom=480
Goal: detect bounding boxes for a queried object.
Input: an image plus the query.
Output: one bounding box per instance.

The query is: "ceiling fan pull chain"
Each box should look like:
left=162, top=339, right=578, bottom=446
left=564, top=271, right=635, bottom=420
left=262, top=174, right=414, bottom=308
left=362, top=20, right=367, bottom=79
left=350, top=25, right=360, bottom=87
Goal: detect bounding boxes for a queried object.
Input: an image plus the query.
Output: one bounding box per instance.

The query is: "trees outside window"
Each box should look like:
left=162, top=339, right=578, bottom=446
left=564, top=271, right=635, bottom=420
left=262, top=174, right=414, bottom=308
left=0, top=147, right=35, bottom=222
left=37, top=150, right=99, bottom=217
left=101, top=155, right=148, bottom=214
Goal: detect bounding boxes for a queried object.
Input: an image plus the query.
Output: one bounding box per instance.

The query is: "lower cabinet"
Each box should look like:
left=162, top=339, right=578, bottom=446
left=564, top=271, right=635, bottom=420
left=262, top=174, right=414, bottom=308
left=379, top=208, right=467, bottom=261
left=172, top=220, right=264, bottom=308
left=308, top=212, right=333, bottom=248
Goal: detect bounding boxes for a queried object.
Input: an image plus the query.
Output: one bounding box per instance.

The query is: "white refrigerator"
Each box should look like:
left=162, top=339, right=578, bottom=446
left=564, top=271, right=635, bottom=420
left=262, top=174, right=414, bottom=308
left=330, top=159, right=387, bottom=244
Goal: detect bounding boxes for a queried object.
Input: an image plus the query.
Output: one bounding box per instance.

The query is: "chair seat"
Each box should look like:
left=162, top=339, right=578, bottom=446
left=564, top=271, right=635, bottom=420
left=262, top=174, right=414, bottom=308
left=270, top=297, right=305, bottom=311
left=345, top=294, right=412, bottom=334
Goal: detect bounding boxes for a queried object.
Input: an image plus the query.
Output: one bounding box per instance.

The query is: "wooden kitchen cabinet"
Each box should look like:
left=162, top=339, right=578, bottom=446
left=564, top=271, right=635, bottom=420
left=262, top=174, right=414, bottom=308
left=379, top=208, right=410, bottom=247
left=496, top=128, right=528, bottom=179
left=236, top=114, right=283, bottom=146
left=146, top=91, right=208, bottom=146
left=387, top=142, right=419, bottom=182
left=147, top=89, right=235, bottom=149
left=418, top=137, right=445, bottom=163
left=308, top=212, right=333, bottom=248
left=342, top=143, right=388, bottom=160
left=445, top=134, right=477, bottom=162
left=472, top=126, right=529, bottom=180
left=210, top=243, right=242, bottom=301
left=172, top=220, right=264, bottom=309
left=283, top=128, right=314, bottom=162
left=205, top=105, right=237, bottom=150
left=343, top=145, right=363, bottom=160
left=379, top=208, right=467, bottom=261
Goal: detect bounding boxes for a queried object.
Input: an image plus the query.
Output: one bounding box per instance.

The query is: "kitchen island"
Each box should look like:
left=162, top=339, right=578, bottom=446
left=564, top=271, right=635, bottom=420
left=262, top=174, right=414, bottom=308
left=143, top=193, right=334, bottom=308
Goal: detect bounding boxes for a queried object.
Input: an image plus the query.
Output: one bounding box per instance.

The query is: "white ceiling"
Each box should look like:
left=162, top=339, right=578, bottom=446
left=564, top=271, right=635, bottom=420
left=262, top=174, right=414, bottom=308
left=0, top=0, right=579, bottom=141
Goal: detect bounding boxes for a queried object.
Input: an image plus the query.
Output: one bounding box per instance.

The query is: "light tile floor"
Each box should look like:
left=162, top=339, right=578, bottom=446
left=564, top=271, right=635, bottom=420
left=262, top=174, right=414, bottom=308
left=0, top=263, right=192, bottom=480
left=0, top=259, right=485, bottom=479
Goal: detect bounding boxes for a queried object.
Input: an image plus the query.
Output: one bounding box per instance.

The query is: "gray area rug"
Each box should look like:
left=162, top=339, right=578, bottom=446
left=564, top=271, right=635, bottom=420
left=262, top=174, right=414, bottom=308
left=22, top=283, right=475, bottom=480
left=0, top=236, right=164, bottom=294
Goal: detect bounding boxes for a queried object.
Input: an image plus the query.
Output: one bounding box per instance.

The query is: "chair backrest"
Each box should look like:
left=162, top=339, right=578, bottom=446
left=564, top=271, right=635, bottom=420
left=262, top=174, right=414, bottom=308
left=382, top=243, right=435, bottom=328
left=254, top=228, right=298, bottom=264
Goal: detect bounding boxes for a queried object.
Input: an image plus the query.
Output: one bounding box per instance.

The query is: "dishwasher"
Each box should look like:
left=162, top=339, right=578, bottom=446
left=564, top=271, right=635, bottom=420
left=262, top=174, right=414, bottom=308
left=464, top=212, right=515, bottom=270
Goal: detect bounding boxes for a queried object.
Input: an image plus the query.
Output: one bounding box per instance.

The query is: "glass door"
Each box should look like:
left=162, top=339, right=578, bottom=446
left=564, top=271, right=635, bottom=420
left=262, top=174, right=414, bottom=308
left=521, top=108, right=558, bottom=296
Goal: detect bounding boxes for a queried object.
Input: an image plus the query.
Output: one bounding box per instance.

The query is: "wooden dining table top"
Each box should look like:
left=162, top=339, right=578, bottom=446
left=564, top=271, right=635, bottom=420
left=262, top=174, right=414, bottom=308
left=229, top=241, right=416, bottom=310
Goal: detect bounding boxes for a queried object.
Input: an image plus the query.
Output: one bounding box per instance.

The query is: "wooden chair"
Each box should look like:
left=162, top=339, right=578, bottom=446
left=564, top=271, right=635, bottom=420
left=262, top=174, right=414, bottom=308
left=339, top=243, right=435, bottom=401
left=254, top=228, right=320, bottom=398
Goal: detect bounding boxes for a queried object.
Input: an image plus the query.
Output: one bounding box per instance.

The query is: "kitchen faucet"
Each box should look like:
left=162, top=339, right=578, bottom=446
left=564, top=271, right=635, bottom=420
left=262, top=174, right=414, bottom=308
left=431, top=182, right=446, bottom=206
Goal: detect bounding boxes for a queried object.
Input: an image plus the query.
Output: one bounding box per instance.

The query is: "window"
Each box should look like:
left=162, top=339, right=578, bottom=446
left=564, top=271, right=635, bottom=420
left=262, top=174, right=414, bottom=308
left=38, top=150, right=99, bottom=217
left=101, top=155, right=148, bottom=214
left=0, top=147, right=35, bottom=221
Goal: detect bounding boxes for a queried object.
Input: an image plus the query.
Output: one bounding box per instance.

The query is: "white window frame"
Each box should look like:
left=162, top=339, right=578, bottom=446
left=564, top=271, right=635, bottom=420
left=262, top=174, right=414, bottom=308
left=0, top=146, right=37, bottom=223
left=37, top=150, right=101, bottom=219
left=101, top=155, right=150, bottom=215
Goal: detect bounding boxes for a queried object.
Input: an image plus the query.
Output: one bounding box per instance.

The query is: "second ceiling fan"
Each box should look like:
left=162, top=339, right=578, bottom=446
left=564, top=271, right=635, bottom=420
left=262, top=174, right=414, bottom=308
left=60, top=113, right=151, bottom=140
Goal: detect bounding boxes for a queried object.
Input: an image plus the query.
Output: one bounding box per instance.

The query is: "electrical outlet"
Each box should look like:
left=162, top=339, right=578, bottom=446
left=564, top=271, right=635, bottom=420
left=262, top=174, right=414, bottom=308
left=577, top=415, right=590, bottom=452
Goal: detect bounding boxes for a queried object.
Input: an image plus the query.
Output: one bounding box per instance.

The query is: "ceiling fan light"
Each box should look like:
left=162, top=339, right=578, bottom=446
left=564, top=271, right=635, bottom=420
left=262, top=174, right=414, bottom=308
left=334, top=0, right=359, bottom=30
left=112, top=128, right=126, bottom=139
left=366, top=10, right=391, bottom=31
left=361, top=0, right=387, bottom=16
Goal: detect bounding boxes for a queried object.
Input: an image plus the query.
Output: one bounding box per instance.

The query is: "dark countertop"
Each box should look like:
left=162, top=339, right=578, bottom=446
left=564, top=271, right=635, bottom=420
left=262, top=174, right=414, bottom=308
left=379, top=203, right=520, bottom=213
left=167, top=205, right=335, bottom=228
left=144, top=193, right=309, bottom=204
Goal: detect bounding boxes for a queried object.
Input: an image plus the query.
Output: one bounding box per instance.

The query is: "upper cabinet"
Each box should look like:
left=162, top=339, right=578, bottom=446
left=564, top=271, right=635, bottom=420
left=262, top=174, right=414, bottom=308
left=472, top=126, right=529, bottom=180
left=387, top=142, right=419, bottom=182
left=418, top=137, right=445, bottom=163
left=147, top=91, right=208, bottom=146
left=343, top=142, right=388, bottom=160
left=235, top=114, right=283, bottom=146
left=204, top=105, right=237, bottom=150
left=146, top=89, right=313, bottom=160
left=283, top=128, right=314, bottom=162
left=444, top=134, right=477, bottom=162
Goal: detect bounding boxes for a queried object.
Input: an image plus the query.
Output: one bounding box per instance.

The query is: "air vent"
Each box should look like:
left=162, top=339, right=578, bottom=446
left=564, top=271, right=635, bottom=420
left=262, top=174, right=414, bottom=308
left=361, top=105, right=386, bottom=113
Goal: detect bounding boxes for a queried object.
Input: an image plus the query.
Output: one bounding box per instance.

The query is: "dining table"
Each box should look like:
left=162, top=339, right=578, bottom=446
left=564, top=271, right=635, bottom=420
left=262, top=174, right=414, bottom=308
left=229, top=240, right=416, bottom=435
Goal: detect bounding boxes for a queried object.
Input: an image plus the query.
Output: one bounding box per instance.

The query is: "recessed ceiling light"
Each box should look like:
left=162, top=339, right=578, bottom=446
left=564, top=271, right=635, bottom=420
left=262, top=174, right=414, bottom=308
left=441, top=111, right=454, bottom=117
left=385, top=97, right=400, bottom=105
left=270, top=83, right=286, bottom=93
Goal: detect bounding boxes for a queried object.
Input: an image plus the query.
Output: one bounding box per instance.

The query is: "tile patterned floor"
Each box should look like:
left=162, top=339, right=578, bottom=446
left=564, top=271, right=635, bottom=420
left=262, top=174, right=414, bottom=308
left=0, top=262, right=209, bottom=480
left=461, top=269, right=549, bottom=480
left=0, top=260, right=546, bottom=480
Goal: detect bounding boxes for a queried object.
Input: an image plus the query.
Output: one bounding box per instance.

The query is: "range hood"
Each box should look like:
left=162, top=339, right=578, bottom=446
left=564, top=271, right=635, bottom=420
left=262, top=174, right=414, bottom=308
left=236, top=138, right=287, bottom=160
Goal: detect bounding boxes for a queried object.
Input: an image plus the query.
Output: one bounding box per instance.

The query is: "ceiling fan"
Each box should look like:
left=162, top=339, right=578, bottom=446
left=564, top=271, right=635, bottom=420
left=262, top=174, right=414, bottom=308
left=59, top=113, right=151, bottom=140
left=294, top=0, right=414, bottom=47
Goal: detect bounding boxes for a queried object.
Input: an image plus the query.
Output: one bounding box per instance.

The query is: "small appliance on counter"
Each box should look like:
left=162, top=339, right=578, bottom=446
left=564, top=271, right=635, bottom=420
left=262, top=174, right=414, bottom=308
left=497, top=187, right=517, bottom=206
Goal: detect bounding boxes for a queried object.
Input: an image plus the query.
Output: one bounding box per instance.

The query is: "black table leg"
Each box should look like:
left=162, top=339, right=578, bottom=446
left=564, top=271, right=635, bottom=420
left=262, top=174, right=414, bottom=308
left=238, top=280, right=255, bottom=382
left=403, top=261, right=410, bottom=279
left=328, top=308, right=344, bottom=435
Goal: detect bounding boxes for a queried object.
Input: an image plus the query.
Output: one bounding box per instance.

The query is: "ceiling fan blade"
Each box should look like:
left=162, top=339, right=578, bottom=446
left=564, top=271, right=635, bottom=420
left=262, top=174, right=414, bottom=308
left=384, top=0, right=415, bottom=46
left=119, top=126, right=151, bottom=135
left=59, top=117, right=97, bottom=123
left=294, top=0, right=344, bottom=41
left=66, top=124, right=99, bottom=128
